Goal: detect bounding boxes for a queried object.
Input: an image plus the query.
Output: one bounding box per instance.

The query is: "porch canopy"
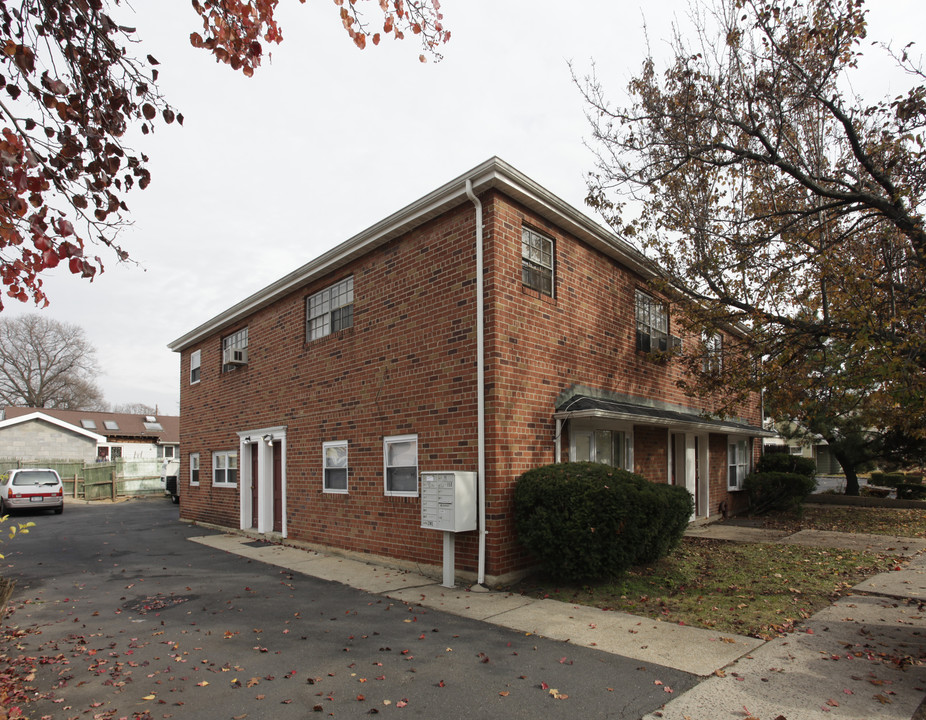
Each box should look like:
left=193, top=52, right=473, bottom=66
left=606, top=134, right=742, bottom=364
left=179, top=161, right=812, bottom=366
left=553, top=395, right=774, bottom=437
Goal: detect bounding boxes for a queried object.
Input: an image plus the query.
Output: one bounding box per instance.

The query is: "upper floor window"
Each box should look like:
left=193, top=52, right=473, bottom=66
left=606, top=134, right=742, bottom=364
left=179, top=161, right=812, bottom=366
left=702, top=332, right=723, bottom=373
left=222, top=328, right=249, bottom=370
left=521, top=227, right=554, bottom=297
left=635, top=290, right=669, bottom=352
left=190, top=349, right=201, bottom=384
left=384, top=434, right=418, bottom=496
left=323, top=441, right=348, bottom=493
left=307, top=276, right=354, bottom=341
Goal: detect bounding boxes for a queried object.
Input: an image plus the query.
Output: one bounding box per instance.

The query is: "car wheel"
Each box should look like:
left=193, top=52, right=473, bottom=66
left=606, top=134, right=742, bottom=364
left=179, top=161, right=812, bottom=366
left=54, top=505, right=63, bottom=515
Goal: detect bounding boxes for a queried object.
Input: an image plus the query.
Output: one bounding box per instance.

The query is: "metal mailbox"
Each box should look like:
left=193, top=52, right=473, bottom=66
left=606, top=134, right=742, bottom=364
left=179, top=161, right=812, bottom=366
left=420, top=471, right=477, bottom=532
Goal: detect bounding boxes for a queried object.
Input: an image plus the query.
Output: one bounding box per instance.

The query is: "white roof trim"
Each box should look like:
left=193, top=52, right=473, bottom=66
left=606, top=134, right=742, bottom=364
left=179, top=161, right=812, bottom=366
left=168, top=157, right=658, bottom=352
left=554, top=407, right=776, bottom=437
left=0, top=411, right=108, bottom=442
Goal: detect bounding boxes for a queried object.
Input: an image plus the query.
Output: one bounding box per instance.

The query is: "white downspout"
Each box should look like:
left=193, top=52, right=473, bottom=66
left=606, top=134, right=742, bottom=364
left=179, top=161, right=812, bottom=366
left=465, top=179, right=487, bottom=588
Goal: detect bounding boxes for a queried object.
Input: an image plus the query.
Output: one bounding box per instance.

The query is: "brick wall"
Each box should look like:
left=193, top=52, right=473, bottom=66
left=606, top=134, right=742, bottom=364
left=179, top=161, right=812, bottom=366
left=177, top=187, right=762, bottom=581
left=480, top=192, right=762, bottom=574
left=179, top=203, right=483, bottom=574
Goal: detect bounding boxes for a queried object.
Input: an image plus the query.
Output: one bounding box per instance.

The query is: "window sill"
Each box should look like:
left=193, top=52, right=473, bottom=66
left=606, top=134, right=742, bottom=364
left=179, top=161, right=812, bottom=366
left=520, top=284, right=556, bottom=305
left=306, top=326, right=355, bottom=347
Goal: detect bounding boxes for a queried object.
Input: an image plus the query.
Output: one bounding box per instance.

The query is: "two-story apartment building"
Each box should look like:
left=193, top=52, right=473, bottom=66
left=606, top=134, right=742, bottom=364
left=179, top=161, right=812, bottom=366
left=169, top=158, right=769, bottom=586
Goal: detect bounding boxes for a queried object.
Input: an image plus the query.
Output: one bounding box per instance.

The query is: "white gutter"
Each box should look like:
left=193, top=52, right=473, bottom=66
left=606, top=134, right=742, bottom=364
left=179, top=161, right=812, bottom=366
left=465, top=178, right=487, bottom=588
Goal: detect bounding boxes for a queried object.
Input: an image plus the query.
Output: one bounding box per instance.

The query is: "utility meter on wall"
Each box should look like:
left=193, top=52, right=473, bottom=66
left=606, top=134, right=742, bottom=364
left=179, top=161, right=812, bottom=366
left=420, top=471, right=477, bottom=532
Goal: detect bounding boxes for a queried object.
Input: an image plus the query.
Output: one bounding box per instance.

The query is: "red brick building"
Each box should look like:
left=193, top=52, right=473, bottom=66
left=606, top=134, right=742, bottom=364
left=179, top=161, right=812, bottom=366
left=169, top=158, right=769, bottom=585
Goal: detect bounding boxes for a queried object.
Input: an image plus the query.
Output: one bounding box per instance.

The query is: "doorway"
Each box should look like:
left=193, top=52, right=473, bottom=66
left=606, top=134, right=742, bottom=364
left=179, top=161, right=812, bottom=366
left=238, top=426, right=287, bottom=536
left=671, top=431, right=709, bottom=519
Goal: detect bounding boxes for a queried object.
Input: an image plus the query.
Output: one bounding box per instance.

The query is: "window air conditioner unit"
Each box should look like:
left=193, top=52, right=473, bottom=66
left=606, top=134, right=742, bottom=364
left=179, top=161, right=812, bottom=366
left=224, top=347, right=248, bottom=365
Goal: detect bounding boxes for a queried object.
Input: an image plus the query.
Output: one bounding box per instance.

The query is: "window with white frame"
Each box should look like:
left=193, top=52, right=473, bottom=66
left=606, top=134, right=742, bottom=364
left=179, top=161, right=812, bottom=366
left=570, top=429, right=631, bottom=470
left=222, top=328, right=248, bottom=371
left=213, top=450, right=238, bottom=486
left=323, top=441, right=348, bottom=493
left=728, top=438, right=750, bottom=490
left=190, top=349, right=201, bottom=383
left=702, top=333, right=723, bottom=373
left=521, top=226, right=554, bottom=297
left=384, top=434, right=418, bottom=496
left=190, top=453, right=200, bottom=486
left=635, top=290, right=669, bottom=352
left=111, top=446, right=123, bottom=460
left=307, top=276, right=354, bottom=341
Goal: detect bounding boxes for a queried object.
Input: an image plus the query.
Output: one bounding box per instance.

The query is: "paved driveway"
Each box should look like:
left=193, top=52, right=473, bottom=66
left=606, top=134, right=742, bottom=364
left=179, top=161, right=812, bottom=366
left=1, top=499, right=697, bottom=719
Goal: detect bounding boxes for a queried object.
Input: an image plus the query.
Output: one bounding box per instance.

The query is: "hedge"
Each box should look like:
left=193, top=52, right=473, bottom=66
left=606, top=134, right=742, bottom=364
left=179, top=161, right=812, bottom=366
left=744, top=471, right=817, bottom=513
left=513, top=462, right=693, bottom=582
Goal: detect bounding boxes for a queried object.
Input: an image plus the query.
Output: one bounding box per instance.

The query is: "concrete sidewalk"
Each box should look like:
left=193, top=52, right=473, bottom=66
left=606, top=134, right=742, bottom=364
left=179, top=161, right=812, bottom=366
left=190, top=525, right=926, bottom=720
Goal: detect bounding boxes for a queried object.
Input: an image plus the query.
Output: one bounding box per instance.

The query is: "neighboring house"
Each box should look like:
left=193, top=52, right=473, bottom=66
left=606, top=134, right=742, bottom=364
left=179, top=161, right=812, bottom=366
left=0, top=407, right=180, bottom=467
left=169, top=157, right=771, bottom=585
left=763, top=419, right=843, bottom=474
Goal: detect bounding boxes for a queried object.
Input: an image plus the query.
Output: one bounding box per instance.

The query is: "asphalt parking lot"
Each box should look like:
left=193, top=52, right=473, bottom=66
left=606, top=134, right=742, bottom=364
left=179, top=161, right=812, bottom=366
left=0, top=498, right=697, bottom=719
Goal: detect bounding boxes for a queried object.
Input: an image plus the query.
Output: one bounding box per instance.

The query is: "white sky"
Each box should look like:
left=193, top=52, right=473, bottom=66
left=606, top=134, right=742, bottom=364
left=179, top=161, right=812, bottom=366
left=3, top=0, right=922, bottom=415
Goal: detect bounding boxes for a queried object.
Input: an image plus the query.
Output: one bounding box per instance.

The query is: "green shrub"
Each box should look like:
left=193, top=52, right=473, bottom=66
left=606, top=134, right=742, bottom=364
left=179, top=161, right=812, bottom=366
left=744, top=471, right=817, bottom=514
left=513, top=462, right=693, bottom=582
left=756, top=453, right=817, bottom=479
left=873, top=472, right=908, bottom=489
left=896, top=483, right=926, bottom=500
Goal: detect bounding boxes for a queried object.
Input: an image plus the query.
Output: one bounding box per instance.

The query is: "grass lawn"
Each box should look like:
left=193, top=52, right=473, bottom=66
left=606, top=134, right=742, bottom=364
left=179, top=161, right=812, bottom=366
left=509, top=505, right=922, bottom=639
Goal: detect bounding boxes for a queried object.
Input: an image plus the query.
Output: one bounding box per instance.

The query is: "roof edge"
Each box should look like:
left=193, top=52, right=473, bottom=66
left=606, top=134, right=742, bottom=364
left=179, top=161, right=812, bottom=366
left=168, top=157, right=652, bottom=352
left=0, top=411, right=108, bottom=442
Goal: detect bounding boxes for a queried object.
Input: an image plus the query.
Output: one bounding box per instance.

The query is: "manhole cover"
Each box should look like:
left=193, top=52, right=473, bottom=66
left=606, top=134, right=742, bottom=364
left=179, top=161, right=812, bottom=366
left=123, top=594, right=195, bottom=614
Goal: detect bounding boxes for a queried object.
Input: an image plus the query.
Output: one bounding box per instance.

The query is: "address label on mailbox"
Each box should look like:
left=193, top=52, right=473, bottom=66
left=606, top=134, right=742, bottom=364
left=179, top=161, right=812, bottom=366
left=420, top=471, right=477, bottom=532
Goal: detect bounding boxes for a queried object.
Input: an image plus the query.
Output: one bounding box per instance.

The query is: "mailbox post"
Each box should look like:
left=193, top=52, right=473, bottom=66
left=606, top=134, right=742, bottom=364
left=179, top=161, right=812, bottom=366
left=420, top=471, right=477, bottom=587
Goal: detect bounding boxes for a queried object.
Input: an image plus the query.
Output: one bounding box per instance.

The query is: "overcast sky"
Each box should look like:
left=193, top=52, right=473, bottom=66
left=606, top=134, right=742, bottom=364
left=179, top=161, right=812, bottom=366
left=3, top=0, right=922, bottom=416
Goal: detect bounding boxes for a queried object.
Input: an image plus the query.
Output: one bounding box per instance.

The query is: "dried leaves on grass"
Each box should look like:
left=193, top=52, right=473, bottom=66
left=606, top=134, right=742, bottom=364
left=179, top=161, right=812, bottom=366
left=514, top=506, right=917, bottom=639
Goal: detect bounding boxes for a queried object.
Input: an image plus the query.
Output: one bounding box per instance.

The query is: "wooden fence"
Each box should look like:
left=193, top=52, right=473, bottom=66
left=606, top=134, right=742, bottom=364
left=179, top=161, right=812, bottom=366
left=0, top=459, right=164, bottom=501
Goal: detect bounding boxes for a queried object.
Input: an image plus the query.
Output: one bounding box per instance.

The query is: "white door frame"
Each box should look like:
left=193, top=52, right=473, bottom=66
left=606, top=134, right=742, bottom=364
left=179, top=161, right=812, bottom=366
left=237, top=425, right=287, bottom=536
left=668, top=430, right=709, bottom=519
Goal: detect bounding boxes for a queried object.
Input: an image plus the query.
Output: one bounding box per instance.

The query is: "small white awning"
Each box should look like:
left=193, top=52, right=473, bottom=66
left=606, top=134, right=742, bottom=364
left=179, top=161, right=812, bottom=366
left=554, top=395, right=775, bottom=437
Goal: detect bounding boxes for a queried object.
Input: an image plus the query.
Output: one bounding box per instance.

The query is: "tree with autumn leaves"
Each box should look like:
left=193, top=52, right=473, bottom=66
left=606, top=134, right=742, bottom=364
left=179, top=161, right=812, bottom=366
left=0, top=0, right=448, bottom=311
left=581, top=0, right=926, bottom=493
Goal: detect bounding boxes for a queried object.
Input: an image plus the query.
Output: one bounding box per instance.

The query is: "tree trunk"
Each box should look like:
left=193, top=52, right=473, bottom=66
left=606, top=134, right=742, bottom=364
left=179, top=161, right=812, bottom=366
left=832, top=448, right=861, bottom=496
